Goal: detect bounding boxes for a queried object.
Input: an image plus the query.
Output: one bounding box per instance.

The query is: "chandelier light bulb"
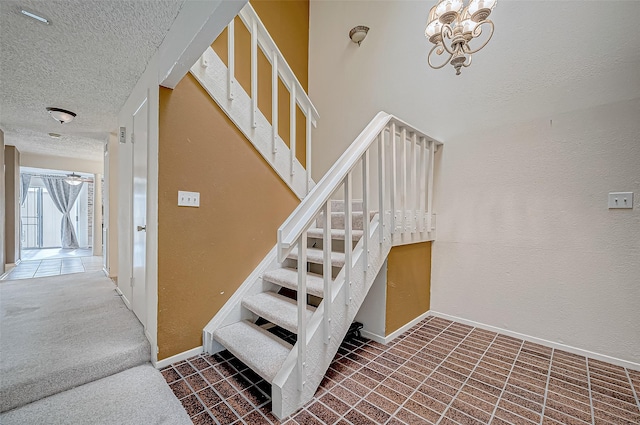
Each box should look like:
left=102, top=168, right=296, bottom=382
left=425, top=0, right=497, bottom=75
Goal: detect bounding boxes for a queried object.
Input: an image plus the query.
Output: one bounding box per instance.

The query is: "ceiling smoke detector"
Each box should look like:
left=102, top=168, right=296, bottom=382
left=48, top=133, right=61, bottom=138
left=46, top=107, right=76, bottom=124
left=20, top=9, right=50, bottom=25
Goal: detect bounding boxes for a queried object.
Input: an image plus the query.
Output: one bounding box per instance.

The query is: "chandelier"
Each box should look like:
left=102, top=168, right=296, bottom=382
left=425, top=0, right=497, bottom=75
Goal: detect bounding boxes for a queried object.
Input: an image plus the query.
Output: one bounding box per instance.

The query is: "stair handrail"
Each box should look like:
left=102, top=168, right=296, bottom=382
left=277, top=111, right=440, bottom=262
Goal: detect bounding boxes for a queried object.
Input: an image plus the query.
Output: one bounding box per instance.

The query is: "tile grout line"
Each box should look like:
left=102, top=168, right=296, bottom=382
left=485, top=339, right=525, bottom=424
left=585, top=358, right=595, bottom=425
left=624, top=367, right=640, bottom=412
left=394, top=322, right=480, bottom=424
left=433, top=329, right=500, bottom=425
left=314, top=317, right=450, bottom=425
left=538, top=348, right=555, bottom=425
left=305, top=317, right=444, bottom=425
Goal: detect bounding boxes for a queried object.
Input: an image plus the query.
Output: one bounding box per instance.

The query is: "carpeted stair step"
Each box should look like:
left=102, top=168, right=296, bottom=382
left=307, top=227, right=364, bottom=241
left=213, top=320, right=292, bottom=383
left=242, top=292, right=315, bottom=334
left=316, top=211, right=378, bottom=230
left=288, top=247, right=345, bottom=268
left=262, top=268, right=325, bottom=298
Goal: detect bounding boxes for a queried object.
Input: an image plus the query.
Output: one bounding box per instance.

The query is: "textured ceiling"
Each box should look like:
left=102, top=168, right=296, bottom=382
left=0, top=0, right=185, bottom=162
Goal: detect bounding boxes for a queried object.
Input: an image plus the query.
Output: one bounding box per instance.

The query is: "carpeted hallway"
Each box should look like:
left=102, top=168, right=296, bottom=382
left=0, top=271, right=191, bottom=424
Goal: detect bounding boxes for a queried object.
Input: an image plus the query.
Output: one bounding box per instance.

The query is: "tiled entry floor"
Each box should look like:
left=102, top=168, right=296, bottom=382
left=162, top=316, right=640, bottom=425
left=2, top=256, right=104, bottom=280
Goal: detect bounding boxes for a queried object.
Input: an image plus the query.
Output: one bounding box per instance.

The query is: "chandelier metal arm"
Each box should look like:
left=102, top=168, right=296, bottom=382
left=427, top=44, right=453, bottom=70
left=462, top=54, right=472, bottom=68
left=438, top=24, right=456, bottom=56
left=465, top=20, right=494, bottom=55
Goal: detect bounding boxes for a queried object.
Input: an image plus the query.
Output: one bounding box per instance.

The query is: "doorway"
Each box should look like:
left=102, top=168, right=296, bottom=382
left=1, top=167, right=104, bottom=281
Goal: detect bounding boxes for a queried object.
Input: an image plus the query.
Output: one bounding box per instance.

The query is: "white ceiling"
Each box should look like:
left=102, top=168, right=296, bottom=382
left=0, top=0, right=185, bottom=162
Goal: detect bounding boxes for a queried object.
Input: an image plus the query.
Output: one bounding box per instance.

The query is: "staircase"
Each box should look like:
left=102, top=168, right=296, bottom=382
left=212, top=200, right=367, bottom=386
left=194, top=4, right=442, bottom=419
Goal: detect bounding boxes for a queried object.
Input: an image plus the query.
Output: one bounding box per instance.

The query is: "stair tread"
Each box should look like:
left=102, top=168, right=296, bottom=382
left=213, top=320, right=292, bottom=383
left=242, top=292, right=315, bottom=334
left=262, top=268, right=325, bottom=298
left=288, top=247, right=346, bottom=268
left=307, top=228, right=363, bottom=241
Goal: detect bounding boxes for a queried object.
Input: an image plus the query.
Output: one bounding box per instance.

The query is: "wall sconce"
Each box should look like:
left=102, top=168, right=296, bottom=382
left=349, top=26, right=369, bottom=46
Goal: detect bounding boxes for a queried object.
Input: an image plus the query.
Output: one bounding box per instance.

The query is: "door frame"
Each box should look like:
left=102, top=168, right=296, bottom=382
left=116, top=55, right=160, bottom=365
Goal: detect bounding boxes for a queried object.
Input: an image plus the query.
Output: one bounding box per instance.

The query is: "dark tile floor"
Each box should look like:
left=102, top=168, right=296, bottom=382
left=162, top=316, right=640, bottom=425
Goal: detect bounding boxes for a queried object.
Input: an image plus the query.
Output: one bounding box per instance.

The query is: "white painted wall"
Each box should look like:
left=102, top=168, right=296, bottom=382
left=355, top=260, right=387, bottom=339
left=309, top=1, right=640, bottom=363
left=20, top=152, right=103, bottom=175
left=104, top=134, right=118, bottom=276
left=0, top=129, right=5, bottom=274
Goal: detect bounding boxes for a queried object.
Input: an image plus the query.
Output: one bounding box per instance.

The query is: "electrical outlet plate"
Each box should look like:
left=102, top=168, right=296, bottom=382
left=178, top=191, right=200, bottom=207
left=608, top=192, right=633, bottom=209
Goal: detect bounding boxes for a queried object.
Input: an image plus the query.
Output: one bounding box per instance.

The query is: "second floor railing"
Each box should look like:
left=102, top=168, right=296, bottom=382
left=222, top=4, right=320, bottom=194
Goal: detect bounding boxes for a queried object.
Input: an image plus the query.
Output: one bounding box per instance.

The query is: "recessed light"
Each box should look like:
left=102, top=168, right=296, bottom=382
left=46, top=107, right=76, bottom=124
left=48, top=133, right=61, bottom=138
left=20, top=9, right=50, bottom=25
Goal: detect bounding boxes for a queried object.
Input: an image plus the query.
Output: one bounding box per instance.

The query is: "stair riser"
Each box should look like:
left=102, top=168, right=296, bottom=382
left=329, top=200, right=363, bottom=212
left=307, top=239, right=353, bottom=255
left=315, top=212, right=377, bottom=230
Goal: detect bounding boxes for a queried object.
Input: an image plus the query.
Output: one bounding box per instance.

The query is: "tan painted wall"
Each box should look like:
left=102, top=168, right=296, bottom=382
left=4, top=146, right=20, bottom=264
left=385, top=242, right=432, bottom=335
left=211, top=0, right=309, bottom=166
left=156, top=0, right=309, bottom=359
left=0, top=129, right=5, bottom=273
left=157, top=74, right=300, bottom=359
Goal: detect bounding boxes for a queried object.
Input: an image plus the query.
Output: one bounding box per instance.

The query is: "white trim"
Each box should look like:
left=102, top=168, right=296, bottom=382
left=155, top=346, right=204, bottom=369
left=361, top=310, right=432, bottom=345
left=159, top=0, right=247, bottom=88
left=115, top=286, right=132, bottom=310
left=360, top=330, right=386, bottom=344
left=430, top=311, right=640, bottom=372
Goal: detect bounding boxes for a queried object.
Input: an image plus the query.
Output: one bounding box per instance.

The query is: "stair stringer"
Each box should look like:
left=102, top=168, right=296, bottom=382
left=272, top=214, right=391, bottom=419
left=202, top=246, right=283, bottom=354
left=189, top=47, right=313, bottom=200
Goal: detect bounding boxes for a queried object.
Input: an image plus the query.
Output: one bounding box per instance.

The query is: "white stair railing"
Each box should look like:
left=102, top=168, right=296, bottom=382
left=191, top=3, right=319, bottom=199
left=273, top=111, right=442, bottom=416
left=234, top=4, right=320, bottom=193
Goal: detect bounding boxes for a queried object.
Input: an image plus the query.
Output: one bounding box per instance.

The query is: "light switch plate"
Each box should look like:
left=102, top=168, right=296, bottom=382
left=608, top=192, right=633, bottom=209
left=178, top=191, right=200, bottom=207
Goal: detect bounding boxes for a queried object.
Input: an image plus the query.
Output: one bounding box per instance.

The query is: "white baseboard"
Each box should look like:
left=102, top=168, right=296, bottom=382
left=361, top=310, right=432, bottom=345
left=430, top=311, right=640, bottom=372
left=115, top=287, right=131, bottom=309
left=155, top=346, right=204, bottom=369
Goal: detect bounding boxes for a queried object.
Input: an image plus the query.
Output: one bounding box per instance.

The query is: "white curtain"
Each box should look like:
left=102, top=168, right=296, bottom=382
left=20, top=174, right=32, bottom=206
left=41, top=177, right=84, bottom=249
